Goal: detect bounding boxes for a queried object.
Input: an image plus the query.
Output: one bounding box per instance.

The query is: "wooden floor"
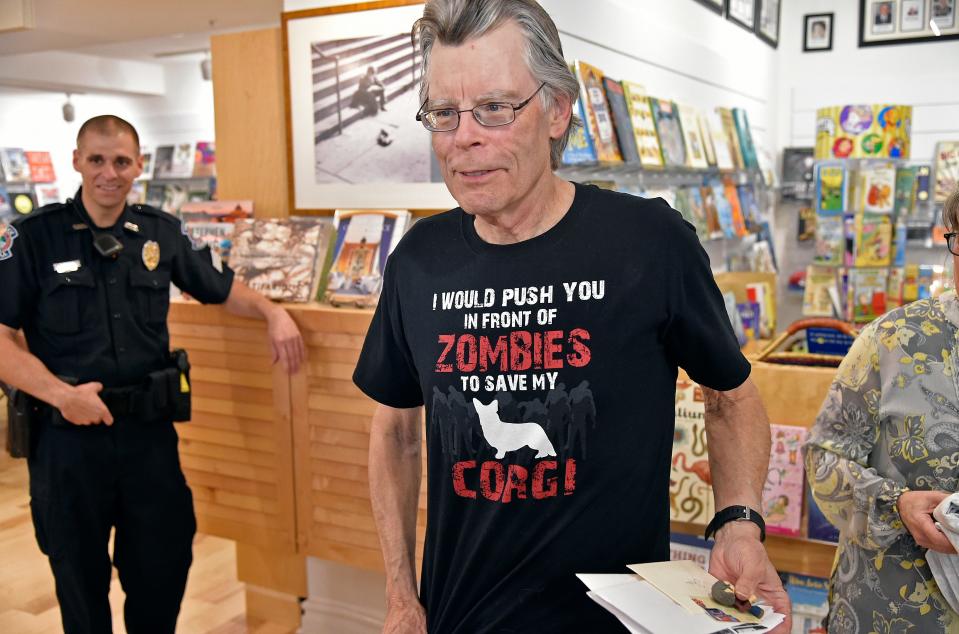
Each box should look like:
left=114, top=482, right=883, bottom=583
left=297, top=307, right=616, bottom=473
left=0, top=416, right=272, bottom=633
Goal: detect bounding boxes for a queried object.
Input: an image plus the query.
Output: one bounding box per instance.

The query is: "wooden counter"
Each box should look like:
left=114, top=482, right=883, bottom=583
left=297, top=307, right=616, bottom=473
left=169, top=300, right=840, bottom=626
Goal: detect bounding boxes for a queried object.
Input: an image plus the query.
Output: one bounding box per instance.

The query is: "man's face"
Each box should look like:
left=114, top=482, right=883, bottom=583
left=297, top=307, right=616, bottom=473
left=426, top=21, right=569, bottom=218
left=73, top=130, right=143, bottom=210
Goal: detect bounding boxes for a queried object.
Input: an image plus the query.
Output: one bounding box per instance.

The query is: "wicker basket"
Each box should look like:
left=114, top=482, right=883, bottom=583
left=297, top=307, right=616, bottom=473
left=755, top=318, right=858, bottom=367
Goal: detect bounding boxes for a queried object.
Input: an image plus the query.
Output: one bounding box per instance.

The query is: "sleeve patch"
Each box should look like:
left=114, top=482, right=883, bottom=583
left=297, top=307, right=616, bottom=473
left=0, top=223, right=19, bottom=261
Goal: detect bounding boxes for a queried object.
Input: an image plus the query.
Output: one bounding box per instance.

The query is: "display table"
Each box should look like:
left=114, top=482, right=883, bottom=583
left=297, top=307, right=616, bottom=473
left=169, top=299, right=839, bottom=629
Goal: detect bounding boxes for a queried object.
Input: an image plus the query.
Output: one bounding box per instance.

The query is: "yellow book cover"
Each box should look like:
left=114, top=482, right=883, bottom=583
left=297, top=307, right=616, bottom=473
left=621, top=81, right=664, bottom=169
left=574, top=60, right=623, bottom=165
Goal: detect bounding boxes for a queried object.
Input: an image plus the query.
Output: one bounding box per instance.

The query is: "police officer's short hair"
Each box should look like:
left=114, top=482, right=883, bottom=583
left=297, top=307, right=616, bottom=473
left=77, top=115, right=141, bottom=150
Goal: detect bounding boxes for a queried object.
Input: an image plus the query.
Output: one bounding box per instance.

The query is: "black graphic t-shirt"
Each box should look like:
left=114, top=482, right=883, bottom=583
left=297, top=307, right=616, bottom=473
left=354, top=182, right=750, bottom=633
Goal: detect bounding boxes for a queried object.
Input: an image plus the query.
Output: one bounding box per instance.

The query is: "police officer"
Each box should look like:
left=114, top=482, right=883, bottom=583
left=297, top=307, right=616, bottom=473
left=0, top=115, right=306, bottom=633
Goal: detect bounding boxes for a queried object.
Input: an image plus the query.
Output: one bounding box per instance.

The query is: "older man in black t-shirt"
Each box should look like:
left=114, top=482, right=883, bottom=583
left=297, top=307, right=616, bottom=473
left=353, top=2, right=792, bottom=633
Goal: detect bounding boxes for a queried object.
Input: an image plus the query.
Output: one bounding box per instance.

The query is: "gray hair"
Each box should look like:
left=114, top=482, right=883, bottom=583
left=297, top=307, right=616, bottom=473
left=412, top=0, right=581, bottom=169
left=944, top=189, right=959, bottom=231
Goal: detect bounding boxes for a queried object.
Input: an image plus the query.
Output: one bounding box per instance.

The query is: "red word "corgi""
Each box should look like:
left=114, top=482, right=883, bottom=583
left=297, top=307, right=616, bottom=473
left=451, top=459, right=577, bottom=503
left=435, top=329, right=591, bottom=373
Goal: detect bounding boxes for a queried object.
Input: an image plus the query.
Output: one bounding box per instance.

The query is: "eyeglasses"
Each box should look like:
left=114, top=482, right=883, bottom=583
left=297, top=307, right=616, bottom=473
left=416, top=83, right=546, bottom=132
left=946, top=232, right=959, bottom=256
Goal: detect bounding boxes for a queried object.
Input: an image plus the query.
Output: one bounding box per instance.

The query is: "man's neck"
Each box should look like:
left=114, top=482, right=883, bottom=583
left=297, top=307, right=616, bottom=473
left=472, top=173, right=575, bottom=245
left=80, top=189, right=125, bottom=229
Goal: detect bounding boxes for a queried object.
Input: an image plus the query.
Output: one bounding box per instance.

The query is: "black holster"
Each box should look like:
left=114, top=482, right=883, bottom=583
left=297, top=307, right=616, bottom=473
left=143, top=349, right=191, bottom=423
left=4, top=384, right=33, bottom=458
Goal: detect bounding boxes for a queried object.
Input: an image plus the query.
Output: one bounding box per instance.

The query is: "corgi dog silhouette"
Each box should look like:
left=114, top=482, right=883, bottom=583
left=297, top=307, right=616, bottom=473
left=472, top=397, right=557, bottom=459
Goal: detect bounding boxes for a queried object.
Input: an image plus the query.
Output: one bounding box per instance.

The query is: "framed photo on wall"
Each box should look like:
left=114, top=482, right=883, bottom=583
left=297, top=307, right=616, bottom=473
left=756, top=0, right=781, bottom=47
left=726, top=0, right=756, bottom=30
left=282, top=0, right=455, bottom=214
left=859, top=0, right=959, bottom=46
left=691, top=0, right=725, bottom=15
left=803, top=13, right=834, bottom=51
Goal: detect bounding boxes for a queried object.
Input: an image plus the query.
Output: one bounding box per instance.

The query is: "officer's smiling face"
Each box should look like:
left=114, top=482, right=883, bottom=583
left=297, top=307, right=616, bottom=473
left=73, top=130, right=143, bottom=212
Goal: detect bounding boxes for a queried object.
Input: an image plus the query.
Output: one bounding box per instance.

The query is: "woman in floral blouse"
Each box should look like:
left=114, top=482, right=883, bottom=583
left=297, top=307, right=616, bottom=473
left=804, top=190, right=959, bottom=633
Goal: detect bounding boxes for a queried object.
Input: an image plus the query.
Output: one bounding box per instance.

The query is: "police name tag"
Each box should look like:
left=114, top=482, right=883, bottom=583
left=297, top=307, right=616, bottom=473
left=53, top=260, right=81, bottom=274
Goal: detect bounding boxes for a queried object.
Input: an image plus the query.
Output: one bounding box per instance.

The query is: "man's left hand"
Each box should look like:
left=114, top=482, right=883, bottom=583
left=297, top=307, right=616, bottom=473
left=267, top=308, right=306, bottom=374
left=708, top=522, right=791, bottom=634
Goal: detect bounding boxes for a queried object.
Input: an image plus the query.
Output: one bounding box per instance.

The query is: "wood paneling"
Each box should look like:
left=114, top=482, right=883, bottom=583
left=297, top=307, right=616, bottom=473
left=211, top=28, right=289, bottom=219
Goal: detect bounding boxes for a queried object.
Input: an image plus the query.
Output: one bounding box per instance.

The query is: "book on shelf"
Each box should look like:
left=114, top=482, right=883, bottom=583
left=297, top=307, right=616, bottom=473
left=192, top=141, right=216, bottom=178
left=326, top=209, right=411, bottom=307
left=621, top=81, right=665, bottom=169
left=573, top=60, right=622, bottom=165
left=24, top=151, right=55, bottom=183
left=698, top=185, right=724, bottom=239
left=893, top=166, right=918, bottom=217
left=708, top=179, right=736, bottom=239
left=179, top=200, right=253, bottom=264
left=736, top=183, right=761, bottom=232
left=806, top=485, right=840, bottom=543
left=696, top=111, right=717, bottom=167
left=859, top=161, right=896, bottom=214
left=848, top=267, right=889, bottom=323
left=887, top=266, right=905, bottom=308
left=684, top=186, right=710, bottom=241
left=670, top=379, right=713, bottom=526
left=813, top=213, right=844, bottom=266
left=678, top=104, right=709, bottom=169
left=0, top=186, right=11, bottom=222
left=732, top=108, right=759, bottom=169
left=154, top=143, right=196, bottom=179
left=34, top=184, right=61, bottom=207
left=650, top=98, right=687, bottom=168
left=814, top=162, right=846, bottom=213
left=721, top=175, right=748, bottom=236
left=561, top=96, right=598, bottom=166
left=736, top=301, right=761, bottom=340
left=705, top=108, right=735, bottom=171
left=854, top=212, right=892, bottom=267
left=763, top=424, right=808, bottom=537
left=783, top=573, right=828, bottom=634
left=0, top=148, right=31, bottom=183
left=916, top=164, right=932, bottom=205
left=815, top=105, right=912, bottom=160
left=717, top=107, right=745, bottom=170
left=934, top=141, right=959, bottom=204
left=230, top=217, right=335, bottom=303
left=602, top=78, right=640, bottom=166
left=803, top=266, right=838, bottom=317
left=139, top=147, right=154, bottom=180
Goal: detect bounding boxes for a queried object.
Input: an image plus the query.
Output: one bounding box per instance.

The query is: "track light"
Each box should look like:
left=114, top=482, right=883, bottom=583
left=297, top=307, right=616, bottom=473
left=200, top=52, right=212, bottom=81
left=62, top=94, right=75, bottom=122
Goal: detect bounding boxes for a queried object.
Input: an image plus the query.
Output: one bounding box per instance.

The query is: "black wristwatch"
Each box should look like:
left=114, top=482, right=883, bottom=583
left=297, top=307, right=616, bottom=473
left=704, top=506, right=766, bottom=542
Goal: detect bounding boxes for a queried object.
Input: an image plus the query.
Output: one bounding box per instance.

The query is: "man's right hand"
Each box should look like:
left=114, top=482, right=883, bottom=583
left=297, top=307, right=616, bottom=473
left=898, top=490, right=955, bottom=553
left=383, top=598, right=426, bottom=634
left=56, top=382, right=113, bottom=426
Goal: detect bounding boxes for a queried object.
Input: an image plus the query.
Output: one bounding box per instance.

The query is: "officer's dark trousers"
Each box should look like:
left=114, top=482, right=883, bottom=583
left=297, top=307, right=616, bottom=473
left=27, top=415, right=196, bottom=634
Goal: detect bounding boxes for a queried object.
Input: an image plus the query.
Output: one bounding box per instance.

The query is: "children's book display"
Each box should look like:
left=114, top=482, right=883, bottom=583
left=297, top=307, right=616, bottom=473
left=230, top=217, right=335, bottom=303
left=762, top=425, right=808, bottom=537
left=670, top=379, right=712, bottom=526
left=325, top=209, right=411, bottom=308
left=935, top=141, right=959, bottom=204
left=815, top=105, right=911, bottom=160
left=573, top=61, right=622, bottom=165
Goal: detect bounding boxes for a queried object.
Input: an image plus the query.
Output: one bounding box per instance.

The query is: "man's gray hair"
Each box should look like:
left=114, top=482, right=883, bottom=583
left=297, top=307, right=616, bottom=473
left=412, top=0, right=581, bottom=170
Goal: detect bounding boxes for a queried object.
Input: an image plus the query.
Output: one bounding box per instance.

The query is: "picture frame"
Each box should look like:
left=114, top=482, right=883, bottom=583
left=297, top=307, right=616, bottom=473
left=726, top=0, right=756, bottom=31
left=691, top=0, right=725, bottom=15
left=282, top=0, right=455, bottom=215
left=755, top=0, right=781, bottom=47
left=803, top=13, right=834, bottom=51
left=859, top=0, right=959, bottom=46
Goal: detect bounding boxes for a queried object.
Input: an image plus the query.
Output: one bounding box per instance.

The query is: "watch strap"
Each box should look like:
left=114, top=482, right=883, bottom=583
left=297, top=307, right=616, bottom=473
left=704, top=505, right=766, bottom=542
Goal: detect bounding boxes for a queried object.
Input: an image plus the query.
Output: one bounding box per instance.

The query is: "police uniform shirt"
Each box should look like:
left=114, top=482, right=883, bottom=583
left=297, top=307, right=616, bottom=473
left=0, top=191, right=234, bottom=387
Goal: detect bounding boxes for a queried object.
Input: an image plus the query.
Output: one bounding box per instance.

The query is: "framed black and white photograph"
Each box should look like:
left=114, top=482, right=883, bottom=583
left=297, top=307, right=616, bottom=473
left=871, top=0, right=897, bottom=34
left=756, top=0, right=781, bottom=47
left=900, top=0, right=925, bottom=31
left=859, top=0, right=959, bottom=46
left=803, top=13, right=834, bottom=52
left=283, top=1, right=454, bottom=213
left=691, top=0, right=724, bottom=15
left=726, top=0, right=756, bottom=30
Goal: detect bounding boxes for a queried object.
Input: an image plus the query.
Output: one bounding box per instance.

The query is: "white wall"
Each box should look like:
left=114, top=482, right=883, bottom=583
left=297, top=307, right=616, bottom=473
left=0, top=58, right=215, bottom=197
left=777, top=0, right=959, bottom=161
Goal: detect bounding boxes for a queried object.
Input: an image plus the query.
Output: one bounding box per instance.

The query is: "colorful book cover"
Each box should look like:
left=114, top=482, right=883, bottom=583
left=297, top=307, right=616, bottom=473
left=138, top=146, right=154, bottom=180
left=806, top=486, right=840, bottom=543
left=855, top=212, right=892, bottom=266
left=722, top=175, right=748, bottom=236
left=816, top=104, right=912, bottom=160
left=935, top=141, right=959, bottom=204
left=705, top=109, right=735, bottom=171
left=815, top=162, right=846, bottom=212
left=0, top=186, right=11, bottom=222
left=887, top=266, right=905, bottom=308
left=678, top=104, right=709, bottom=169
left=916, top=164, right=932, bottom=204
left=718, top=108, right=744, bottom=170
left=784, top=573, right=829, bottom=634
left=561, top=96, right=598, bottom=166
left=893, top=166, right=918, bottom=217
left=813, top=214, right=844, bottom=266
left=326, top=209, right=411, bottom=307
left=574, top=61, right=622, bottom=165
left=685, top=186, right=709, bottom=241
left=671, top=379, right=713, bottom=526
left=34, top=185, right=61, bottom=207
left=621, top=81, right=664, bottom=169
left=732, top=108, right=758, bottom=169
left=231, top=217, right=335, bottom=303
left=736, top=302, right=761, bottom=340
left=763, top=425, right=808, bottom=537
left=651, top=98, right=687, bottom=168
left=0, top=148, right=31, bottom=182
left=736, top=184, right=760, bottom=231
left=179, top=200, right=253, bottom=224
left=184, top=222, right=236, bottom=262
left=849, top=267, right=889, bottom=323
left=669, top=533, right=712, bottom=571
left=709, top=180, right=736, bottom=238
left=192, top=141, right=216, bottom=178
left=803, top=266, right=837, bottom=317
left=903, top=263, right=920, bottom=303
left=24, top=151, right=55, bottom=183
left=698, top=185, right=723, bottom=239
left=602, top=78, right=639, bottom=165
left=860, top=161, right=896, bottom=213
left=697, top=112, right=717, bottom=167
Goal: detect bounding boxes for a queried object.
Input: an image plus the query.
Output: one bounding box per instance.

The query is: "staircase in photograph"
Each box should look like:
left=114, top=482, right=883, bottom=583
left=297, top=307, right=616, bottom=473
left=312, top=33, right=419, bottom=143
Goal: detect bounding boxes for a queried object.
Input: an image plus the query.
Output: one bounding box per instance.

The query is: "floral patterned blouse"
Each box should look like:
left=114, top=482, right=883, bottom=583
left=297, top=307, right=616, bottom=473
left=804, top=291, right=959, bottom=634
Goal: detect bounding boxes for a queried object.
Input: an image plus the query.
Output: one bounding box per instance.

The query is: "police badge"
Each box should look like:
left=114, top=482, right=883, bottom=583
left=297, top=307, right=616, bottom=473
left=142, top=240, right=160, bottom=271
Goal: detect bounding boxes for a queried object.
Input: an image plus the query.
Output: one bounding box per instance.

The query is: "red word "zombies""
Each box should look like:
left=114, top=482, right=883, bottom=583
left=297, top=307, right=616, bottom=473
left=451, top=459, right=577, bottom=503
left=435, top=329, right=591, bottom=373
